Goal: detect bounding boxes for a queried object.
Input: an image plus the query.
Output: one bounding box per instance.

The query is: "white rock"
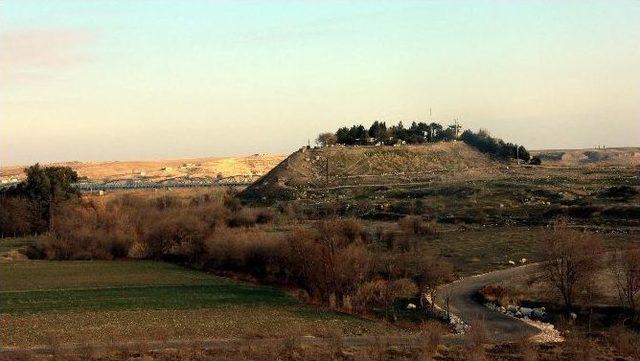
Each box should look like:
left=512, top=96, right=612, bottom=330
left=406, top=303, right=417, bottom=310
left=508, top=260, right=516, bottom=265
left=532, top=309, right=546, bottom=318
left=519, top=307, right=533, bottom=317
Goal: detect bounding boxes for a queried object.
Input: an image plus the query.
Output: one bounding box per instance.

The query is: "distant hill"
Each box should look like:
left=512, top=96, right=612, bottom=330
left=240, top=141, right=505, bottom=202
left=0, top=154, right=286, bottom=183
left=531, top=147, right=640, bottom=167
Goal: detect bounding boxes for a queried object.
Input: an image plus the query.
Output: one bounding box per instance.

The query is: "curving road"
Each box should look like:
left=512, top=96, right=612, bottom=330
left=436, top=263, right=543, bottom=343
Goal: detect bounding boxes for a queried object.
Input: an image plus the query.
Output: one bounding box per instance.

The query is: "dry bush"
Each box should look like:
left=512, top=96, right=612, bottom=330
left=478, top=285, right=508, bottom=305
left=464, top=319, right=488, bottom=361
left=37, top=200, right=135, bottom=260
left=196, top=202, right=231, bottom=230
left=540, top=220, right=604, bottom=311
left=515, top=335, right=538, bottom=361
left=398, top=215, right=438, bottom=238
left=478, top=284, right=521, bottom=307
left=353, top=278, right=418, bottom=321
left=142, top=211, right=209, bottom=262
left=316, top=217, right=368, bottom=243
left=227, top=207, right=275, bottom=227
left=609, top=247, right=640, bottom=320
left=605, top=325, right=640, bottom=360
left=416, top=322, right=446, bottom=360
left=204, top=227, right=283, bottom=277
left=372, top=250, right=453, bottom=294
left=563, top=332, right=603, bottom=361
left=282, top=223, right=371, bottom=307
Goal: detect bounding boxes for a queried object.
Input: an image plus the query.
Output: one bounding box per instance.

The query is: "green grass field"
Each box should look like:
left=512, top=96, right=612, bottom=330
left=0, top=261, right=298, bottom=314
left=0, top=259, right=390, bottom=347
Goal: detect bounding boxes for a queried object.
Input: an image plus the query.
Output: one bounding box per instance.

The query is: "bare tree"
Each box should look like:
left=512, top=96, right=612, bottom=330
left=610, top=247, right=640, bottom=320
left=541, top=221, right=604, bottom=312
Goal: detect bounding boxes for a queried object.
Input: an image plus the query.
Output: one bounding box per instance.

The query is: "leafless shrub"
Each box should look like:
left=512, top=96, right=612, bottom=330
left=540, top=220, right=604, bottom=312
left=37, top=200, right=135, bottom=260
left=563, top=332, right=601, bottom=361
left=609, top=247, right=640, bottom=320
left=204, top=227, right=283, bottom=277
left=353, top=278, right=418, bottom=321
left=464, top=319, right=488, bottom=361
left=605, top=325, right=640, bottom=360
left=516, top=335, right=538, bottom=361
left=415, top=322, right=445, bottom=360
left=282, top=223, right=370, bottom=307
left=143, top=211, right=208, bottom=262
left=398, top=215, right=438, bottom=238
left=478, top=284, right=521, bottom=307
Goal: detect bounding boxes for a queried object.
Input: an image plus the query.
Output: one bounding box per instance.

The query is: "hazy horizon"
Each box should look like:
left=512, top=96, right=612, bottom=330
left=2, top=1, right=639, bottom=166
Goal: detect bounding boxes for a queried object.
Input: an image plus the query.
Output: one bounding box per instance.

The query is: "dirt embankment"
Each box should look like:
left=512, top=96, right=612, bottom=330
left=241, top=142, right=506, bottom=202
left=531, top=147, right=640, bottom=167
left=0, top=154, right=285, bottom=183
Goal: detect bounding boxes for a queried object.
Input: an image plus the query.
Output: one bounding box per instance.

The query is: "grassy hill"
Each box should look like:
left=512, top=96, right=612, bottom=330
left=241, top=142, right=505, bottom=202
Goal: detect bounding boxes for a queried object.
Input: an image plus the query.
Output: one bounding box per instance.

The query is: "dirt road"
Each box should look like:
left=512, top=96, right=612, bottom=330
left=436, top=263, right=543, bottom=342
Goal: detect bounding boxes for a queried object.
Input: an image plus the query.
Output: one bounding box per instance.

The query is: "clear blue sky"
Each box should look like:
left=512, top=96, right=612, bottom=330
left=2, top=1, right=639, bottom=165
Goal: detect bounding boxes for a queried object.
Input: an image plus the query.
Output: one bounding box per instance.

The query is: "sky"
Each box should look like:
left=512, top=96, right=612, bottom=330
left=1, top=0, right=639, bottom=165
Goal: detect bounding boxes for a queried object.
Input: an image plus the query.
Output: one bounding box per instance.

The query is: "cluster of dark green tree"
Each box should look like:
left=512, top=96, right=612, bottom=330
left=460, top=129, right=531, bottom=162
left=0, top=164, right=79, bottom=237
left=317, top=121, right=459, bottom=148
left=317, top=121, right=538, bottom=163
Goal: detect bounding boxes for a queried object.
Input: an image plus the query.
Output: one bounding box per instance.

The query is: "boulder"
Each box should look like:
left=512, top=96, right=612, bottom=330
left=532, top=308, right=546, bottom=319
left=519, top=307, right=533, bottom=317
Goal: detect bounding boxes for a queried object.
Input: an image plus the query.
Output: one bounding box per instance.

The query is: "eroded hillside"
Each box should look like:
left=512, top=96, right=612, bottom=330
left=0, top=154, right=285, bottom=183
left=241, top=142, right=506, bottom=202
left=532, top=147, right=640, bottom=166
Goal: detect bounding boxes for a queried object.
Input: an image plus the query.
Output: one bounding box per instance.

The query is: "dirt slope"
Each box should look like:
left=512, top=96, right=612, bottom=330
left=0, top=154, right=285, bottom=183
left=241, top=142, right=505, bottom=202
left=531, top=147, right=640, bottom=167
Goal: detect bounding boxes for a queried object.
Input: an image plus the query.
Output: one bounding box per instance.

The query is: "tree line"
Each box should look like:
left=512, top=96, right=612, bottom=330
left=317, top=121, right=537, bottom=163
left=16, top=187, right=452, bottom=320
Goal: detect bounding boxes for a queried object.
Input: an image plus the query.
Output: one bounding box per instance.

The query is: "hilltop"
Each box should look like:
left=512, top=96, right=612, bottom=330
left=241, top=141, right=505, bottom=202
left=0, top=154, right=285, bottom=184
